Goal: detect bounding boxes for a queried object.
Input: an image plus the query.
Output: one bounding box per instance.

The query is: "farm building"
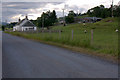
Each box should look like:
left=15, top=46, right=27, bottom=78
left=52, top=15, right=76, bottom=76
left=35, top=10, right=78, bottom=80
left=82, top=17, right=102, bottom=23
left=13, top=16, right=37, bottom=31
left=74, top=17, right=102, bottom=23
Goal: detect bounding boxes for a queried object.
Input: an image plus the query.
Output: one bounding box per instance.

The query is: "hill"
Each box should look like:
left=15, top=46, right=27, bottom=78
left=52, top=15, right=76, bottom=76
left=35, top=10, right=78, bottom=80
left=5, top=17, right=119, bottom=61
left=0, top=22, right=8, bottom=26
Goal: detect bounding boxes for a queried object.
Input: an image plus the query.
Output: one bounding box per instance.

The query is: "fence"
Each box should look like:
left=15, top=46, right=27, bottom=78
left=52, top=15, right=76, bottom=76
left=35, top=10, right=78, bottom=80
left=14, top=29, right=118, bottom=56
left=22, top=30, right=62, bottom=33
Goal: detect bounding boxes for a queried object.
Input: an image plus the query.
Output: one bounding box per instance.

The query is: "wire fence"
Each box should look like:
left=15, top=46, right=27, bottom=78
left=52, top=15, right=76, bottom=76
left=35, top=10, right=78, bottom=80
left=6, top=28, right=118, bottom=56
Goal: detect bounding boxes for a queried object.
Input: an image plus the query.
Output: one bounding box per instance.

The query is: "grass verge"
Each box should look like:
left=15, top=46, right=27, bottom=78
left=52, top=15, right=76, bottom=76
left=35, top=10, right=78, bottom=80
left=5, top=31, right=118, bottom=63
left=4, top=17, right=119, bottom=63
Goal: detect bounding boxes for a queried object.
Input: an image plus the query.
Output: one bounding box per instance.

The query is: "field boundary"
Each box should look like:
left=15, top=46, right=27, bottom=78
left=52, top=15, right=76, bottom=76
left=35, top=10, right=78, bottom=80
left=4, top=31, right=118, bottom=63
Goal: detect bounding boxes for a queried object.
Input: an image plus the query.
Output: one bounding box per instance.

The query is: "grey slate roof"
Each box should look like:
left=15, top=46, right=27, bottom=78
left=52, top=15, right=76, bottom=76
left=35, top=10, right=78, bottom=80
left=16, top=18, right=36, bottom=27
left=16, top=19, right=26, bottom=25
left=22, top=21, right=35, bottom=27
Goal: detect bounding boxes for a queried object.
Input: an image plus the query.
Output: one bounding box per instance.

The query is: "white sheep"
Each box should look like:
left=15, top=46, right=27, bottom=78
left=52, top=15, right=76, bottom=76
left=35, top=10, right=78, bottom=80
left=115, top=29, right=118, bottom=32
left=84, top=30, right=87, bottom=33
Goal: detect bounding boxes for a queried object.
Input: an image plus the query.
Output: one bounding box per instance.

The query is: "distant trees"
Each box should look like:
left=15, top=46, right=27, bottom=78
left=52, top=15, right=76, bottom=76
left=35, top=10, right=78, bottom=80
left=9, top=4, right=120, bottom=29
left=87, top=5, right=110, bottom=18
left=0, top=22, right=17, bottom=31
left=65, top=11, right=75, bottom=23
left=113, top=5, right=120, bottom=17
left=2, top=25, right=5, bottom=31
left=35, top=10, right=57, bottom=29
left=8, top=22, right=17, bottom=28
left=87, top=5, right=120, bottom=18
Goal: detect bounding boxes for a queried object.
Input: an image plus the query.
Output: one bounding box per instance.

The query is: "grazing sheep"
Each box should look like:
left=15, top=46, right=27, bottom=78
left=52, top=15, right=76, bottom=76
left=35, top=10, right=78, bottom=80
left=84, top=30, right=87, bottom=33
left=83, top=23, right=86, bottom=26
left=115, top=29, right=118, bottom=32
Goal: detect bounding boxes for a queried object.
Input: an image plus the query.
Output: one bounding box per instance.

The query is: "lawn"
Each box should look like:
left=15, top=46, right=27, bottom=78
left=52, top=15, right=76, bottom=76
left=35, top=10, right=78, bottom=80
left=5, top=17, right=119, bottom=58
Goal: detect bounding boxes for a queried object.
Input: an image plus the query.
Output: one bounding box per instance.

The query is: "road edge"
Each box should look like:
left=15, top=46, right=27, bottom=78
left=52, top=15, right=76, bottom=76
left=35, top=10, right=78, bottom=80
left=4, top=32, right=118, bottom=64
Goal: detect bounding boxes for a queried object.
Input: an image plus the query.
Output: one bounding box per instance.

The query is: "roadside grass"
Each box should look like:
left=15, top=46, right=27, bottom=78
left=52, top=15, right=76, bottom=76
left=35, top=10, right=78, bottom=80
left=5, top=17, right=119, bottom=60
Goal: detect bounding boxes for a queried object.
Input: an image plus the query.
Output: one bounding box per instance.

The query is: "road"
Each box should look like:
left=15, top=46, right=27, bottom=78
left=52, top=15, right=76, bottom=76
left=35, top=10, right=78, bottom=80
left=2, top=33, right=118, bottom=78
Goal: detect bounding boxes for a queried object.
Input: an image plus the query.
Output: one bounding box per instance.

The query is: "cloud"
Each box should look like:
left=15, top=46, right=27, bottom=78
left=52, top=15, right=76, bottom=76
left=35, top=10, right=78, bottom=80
left=3, top=0, right=65, bottom=2
left=2, top=0, right=120, bottom=22
left=65, top=5, right=86, bottom=13
left=2, top=2, right=64, bottom=22
left=118, top=1, right=120, bottom=5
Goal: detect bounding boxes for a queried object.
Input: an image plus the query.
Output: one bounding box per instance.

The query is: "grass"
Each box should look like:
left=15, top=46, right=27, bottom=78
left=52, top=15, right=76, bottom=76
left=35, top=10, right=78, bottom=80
left=77, top=15, right=89, bottom=19
left=5, top=17, right=119, bottom=60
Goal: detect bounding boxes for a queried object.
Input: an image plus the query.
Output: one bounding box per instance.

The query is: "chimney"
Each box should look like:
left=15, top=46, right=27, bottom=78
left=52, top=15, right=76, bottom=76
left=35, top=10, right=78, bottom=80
left=18, top=18, right=21, bottom=22
left=26, top=15, right=28, bottom=20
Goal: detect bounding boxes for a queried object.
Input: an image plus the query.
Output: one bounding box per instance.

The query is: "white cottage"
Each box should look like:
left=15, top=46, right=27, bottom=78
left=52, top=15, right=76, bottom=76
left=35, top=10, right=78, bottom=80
left=13, top=16, right=37, bottom=31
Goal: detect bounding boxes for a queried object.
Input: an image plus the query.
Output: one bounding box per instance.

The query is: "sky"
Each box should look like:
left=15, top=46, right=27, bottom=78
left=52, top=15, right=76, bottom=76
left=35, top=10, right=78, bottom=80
left=1, top=0, right=120, bottom=23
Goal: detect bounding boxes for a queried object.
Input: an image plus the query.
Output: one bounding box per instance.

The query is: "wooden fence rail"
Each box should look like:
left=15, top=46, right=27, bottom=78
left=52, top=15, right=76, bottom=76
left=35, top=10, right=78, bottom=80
left=21, top=30, right=63, bottom=33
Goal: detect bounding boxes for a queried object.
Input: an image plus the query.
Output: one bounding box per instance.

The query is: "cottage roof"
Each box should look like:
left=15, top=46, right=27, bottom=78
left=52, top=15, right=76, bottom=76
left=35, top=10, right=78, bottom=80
left=22, top=21, right=35, bottom=27
left=16, top=17, right=36, bottom=27
left=16, top=19, right=26, bottom=25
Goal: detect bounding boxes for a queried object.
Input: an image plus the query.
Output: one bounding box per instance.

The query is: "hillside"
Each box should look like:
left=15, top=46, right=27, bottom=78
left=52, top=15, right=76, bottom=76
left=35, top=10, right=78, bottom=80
left=52, top=17, right=119, bottom=30
left=5, top=17, right=119, bottom=60
left=51, top=17, right=119, bottom=57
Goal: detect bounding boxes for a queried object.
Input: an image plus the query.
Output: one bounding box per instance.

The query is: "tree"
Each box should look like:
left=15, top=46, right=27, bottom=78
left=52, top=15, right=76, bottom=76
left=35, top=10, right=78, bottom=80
left=36, top=10, right=57, bottom=29
left=8, top=22, right=17, bottom=28
left=68, top=10, right=76, bottom=16
left=87, top=4, right=120, bottom=18
left=113, top=5, right=120, bottom=17
left=65, top=16, right=74, bottom=23
left=2, top=25, right=5, bottom=31
left=87, top=5, right=111, bottom=18
left=51, top=10, right=57, bottom=23
left=65, top=11, right=75, bottom=23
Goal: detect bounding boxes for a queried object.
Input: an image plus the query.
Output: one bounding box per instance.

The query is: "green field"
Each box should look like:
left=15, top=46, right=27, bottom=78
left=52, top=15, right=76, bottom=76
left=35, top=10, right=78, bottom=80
left=5, top=17, right=119, bottom=58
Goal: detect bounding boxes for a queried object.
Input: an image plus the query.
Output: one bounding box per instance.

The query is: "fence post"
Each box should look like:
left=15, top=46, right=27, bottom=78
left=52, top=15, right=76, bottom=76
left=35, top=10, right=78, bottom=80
left=49, top=30, right=51, bottom=34
left=59, top=30, right=61, bottom=39
left=91, top=29, right=94, bottom=45
left=42, top=30, right=44, bottom=38
left=49, top=30, right=51, bottom=38
left=72, top=29, right=74, bottom=40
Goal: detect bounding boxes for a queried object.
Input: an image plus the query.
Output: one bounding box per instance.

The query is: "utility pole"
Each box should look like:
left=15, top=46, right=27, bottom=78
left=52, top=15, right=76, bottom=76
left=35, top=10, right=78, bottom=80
left=62, top=9, right=65, bottom=26
left=5, top=19, right=8, bottom=28
left=42, top=14, right=44, bottom=29
left=112, top=0, right=114, bottom=18
left=42, top=12, right=45, bottom=29
left=77, top=10, right=79, bottom=16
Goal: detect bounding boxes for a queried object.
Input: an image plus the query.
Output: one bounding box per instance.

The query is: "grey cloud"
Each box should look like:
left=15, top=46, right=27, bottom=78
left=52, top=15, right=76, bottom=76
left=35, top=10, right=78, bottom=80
left=3, top=0, right=65, bottom=2
left=2, top=2, right=87, bottom=22
left=2, top=2, right=63, bottom=22
left=67, top=5, right=87, bottom=13
left=118, top=1, right=120, bottom=5
left=3, top=2, right=47, bottom=9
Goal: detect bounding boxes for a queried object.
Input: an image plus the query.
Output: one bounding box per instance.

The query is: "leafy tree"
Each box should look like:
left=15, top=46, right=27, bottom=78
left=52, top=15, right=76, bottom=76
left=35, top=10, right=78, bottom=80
left=68, top=11, right=76, bottom=16
left=51, top=10, right=57, bottom=23
left=113, top=5, right=120, bottom=17
left=2, top=25, right=5, bottom=31
left=87, top=4, right=120, bottom=18
left=65, top=16, right=74, bottom=23
left=65, top=11, right=75, bottom=23
left=87, top=5, right=106, bottom=18
left=35, top=10, right=57, bottom=29
left=8, top=22, right=17, bottom=28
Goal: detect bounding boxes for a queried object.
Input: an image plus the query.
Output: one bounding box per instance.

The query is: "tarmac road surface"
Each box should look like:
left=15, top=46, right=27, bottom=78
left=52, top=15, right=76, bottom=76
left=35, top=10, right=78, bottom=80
left=2, top=33, right=118, bottom=78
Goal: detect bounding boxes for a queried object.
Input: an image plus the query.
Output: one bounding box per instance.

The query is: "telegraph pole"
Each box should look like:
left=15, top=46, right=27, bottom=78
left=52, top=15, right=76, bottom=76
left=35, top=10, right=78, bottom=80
left=62, top=9, right=65, bottom=26
left=42, top=12, right=44, bottom=29
left=112, top=0, right=114, bottom=18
